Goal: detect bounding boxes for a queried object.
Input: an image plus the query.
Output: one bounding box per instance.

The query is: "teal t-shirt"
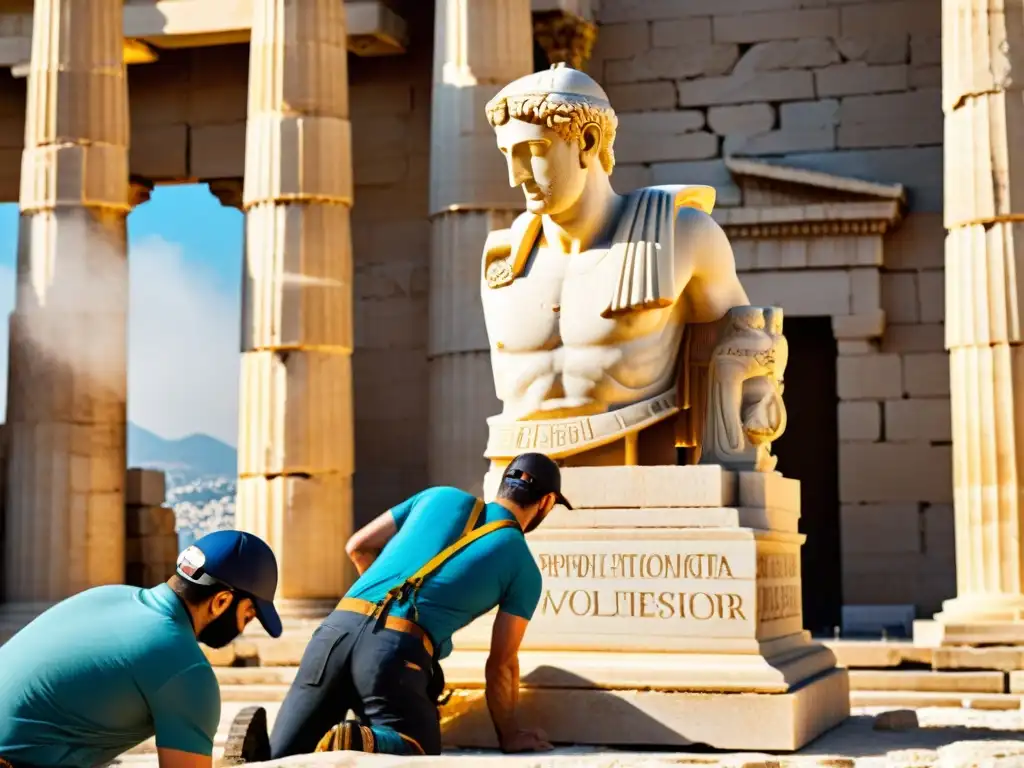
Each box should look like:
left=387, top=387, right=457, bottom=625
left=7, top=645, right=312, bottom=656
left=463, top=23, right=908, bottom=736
left=347, top=486, right=543, bottom=659
left=0, top=583, right=220, bottom=767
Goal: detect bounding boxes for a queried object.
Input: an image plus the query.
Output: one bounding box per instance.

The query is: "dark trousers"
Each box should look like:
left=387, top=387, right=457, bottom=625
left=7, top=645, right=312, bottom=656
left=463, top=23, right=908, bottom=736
left=0, top=759, right=43, bottom=768
left=269, top=609, right=444, bottom=758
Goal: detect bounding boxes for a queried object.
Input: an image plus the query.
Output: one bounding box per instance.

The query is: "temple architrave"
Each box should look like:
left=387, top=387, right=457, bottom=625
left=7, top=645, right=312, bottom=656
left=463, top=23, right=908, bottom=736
left=0, top=0, right=1019, bottom=686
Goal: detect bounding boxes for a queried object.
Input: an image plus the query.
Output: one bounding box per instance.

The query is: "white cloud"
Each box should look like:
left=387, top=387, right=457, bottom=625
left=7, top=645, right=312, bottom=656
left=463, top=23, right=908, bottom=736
left=128, top=235, right=240, bottom=445
left=0, top=234, right=241, bottom=446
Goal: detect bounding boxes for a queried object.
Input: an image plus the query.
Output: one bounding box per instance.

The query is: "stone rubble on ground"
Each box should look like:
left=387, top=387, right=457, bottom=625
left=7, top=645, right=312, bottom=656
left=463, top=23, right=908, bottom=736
left=873, top=710, right=919, bottom=731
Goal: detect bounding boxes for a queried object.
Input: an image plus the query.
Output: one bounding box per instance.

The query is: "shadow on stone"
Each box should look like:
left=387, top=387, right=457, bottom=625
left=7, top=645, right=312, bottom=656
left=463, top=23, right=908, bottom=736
left=798, top=713, right=1024, bottom=759
left=440, top=664, right=845, bottom=753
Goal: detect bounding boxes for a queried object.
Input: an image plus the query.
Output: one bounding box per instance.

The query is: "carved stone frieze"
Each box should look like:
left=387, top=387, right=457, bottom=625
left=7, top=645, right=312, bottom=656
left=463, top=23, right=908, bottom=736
left=723, top=219, right=895, bottom=239
left=715, top=158, right=906, bottom=241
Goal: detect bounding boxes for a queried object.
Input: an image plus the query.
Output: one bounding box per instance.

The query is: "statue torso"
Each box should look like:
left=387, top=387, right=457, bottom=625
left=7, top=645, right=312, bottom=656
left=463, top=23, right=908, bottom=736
left=482, top=236, right=688, bottom=422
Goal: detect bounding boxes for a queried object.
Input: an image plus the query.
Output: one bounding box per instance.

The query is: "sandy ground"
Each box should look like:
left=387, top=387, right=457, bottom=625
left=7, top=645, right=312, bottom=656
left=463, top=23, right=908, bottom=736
left=112, top=705, right=1024, bottom=767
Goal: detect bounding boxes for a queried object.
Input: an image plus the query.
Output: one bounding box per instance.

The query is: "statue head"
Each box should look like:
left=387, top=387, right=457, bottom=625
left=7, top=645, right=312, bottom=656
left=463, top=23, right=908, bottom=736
left=485, top=63, right=618, bottom=216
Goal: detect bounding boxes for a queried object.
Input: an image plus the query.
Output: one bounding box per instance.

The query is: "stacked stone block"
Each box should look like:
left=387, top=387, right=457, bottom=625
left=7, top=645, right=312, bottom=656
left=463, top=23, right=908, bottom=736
left=837, top=216, right=954, bottom=615
left=124, top=469, right=177, bottom=588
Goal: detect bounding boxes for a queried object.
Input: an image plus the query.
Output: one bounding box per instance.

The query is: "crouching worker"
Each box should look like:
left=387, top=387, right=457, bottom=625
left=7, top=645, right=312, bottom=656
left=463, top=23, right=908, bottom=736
left=0, top=530, right=282, bottom=768
left=269, top=452, right=569, bottom=758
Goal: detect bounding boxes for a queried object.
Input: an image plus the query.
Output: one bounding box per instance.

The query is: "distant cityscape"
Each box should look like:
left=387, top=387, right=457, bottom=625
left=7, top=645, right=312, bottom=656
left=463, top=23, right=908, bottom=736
left=165, top=471, right=236, bottom=550
left=127, top=422, right=237, bottom=549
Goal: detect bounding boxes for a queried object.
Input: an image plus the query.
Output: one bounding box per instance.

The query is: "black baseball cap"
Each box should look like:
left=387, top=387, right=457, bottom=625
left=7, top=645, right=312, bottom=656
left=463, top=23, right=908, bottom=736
left=175, top=530, right=282, bottom=638
left=502, top=452, right=573, bottom=511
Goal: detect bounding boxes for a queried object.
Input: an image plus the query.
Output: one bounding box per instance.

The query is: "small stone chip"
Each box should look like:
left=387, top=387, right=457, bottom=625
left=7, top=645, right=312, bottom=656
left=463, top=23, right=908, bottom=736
left=873, top=708, right=920, bottom=731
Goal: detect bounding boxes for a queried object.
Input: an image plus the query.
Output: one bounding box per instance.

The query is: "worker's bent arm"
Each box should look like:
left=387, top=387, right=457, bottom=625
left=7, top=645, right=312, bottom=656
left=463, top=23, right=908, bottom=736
left=485, top=610, right=530, bottom=748
left=157, top=748, right=212, bottom=768
left=345, top=510, right=399, bottom=575
left=148, top=664, right=220, bottom=768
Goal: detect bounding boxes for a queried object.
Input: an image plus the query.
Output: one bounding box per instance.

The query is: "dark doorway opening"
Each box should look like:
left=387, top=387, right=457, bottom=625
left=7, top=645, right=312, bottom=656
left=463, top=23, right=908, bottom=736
left=772, top=316, right=842, bottom=636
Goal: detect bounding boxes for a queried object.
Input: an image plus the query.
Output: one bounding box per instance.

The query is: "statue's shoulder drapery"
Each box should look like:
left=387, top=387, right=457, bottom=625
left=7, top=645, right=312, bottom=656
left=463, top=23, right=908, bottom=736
left=481, top=184, right=717, bottom=310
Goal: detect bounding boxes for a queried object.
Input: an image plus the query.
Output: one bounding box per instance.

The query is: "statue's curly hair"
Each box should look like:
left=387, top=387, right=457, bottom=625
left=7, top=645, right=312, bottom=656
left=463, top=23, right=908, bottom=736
left=485, top=92, right=617, bottom=174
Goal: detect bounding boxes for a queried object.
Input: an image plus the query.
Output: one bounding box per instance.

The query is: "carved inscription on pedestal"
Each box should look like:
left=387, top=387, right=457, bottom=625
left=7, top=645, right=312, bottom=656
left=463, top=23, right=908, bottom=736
left=755, top=551, right=802, bottom=631
left=528, top=540, right=758, bottom=639
left=523, top=539, right=804, bottom=643
left=538, top=552, right=745, bottom=621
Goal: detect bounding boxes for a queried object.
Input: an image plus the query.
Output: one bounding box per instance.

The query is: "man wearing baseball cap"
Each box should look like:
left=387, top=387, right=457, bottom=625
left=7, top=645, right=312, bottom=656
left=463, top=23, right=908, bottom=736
left=0, top=529, right=281, bottom=768
left=268, top=452, right=570, bottom=759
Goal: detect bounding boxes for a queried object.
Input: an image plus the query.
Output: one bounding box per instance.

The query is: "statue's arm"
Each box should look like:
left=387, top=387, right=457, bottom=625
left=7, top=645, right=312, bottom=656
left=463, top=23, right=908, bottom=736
left=674, top=206, right=750, bottom=323
left=480, top=226, right=513, bottom=404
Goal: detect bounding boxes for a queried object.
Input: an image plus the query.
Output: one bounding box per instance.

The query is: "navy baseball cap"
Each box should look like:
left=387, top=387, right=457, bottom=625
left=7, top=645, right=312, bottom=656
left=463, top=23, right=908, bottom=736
left=175, top=530, right=282, bottom=638
left=502, top=452, right=573, bottom=532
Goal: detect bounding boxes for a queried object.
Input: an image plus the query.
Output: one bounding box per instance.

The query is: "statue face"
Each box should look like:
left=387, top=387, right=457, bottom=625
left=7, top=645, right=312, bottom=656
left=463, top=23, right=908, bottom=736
left=494, top=117, right=588, bottom=217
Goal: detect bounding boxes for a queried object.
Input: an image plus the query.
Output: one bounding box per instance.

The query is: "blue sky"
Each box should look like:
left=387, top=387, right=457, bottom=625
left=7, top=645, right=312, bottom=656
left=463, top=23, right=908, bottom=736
left=0, top=186, right=244, bottom=445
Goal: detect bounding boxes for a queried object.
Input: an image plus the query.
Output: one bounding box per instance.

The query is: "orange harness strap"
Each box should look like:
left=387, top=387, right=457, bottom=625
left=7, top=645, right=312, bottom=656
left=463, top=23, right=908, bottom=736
left=367, top=499, right=519, bottom=624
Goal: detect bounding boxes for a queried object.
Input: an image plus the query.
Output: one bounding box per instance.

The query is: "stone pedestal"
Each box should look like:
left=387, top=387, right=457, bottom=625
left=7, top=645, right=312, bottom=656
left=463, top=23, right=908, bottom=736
left=235, top=0, right=356, bottom=600
left=441, top=466, right=849, bottom=751
left=913, top=0, right=1024, bottom=647
left=2, top=0, right=130, bottom=603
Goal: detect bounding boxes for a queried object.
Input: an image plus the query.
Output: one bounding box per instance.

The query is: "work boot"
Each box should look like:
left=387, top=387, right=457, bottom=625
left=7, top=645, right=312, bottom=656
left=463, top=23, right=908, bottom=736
left=222, top=706, right=271, bottom=764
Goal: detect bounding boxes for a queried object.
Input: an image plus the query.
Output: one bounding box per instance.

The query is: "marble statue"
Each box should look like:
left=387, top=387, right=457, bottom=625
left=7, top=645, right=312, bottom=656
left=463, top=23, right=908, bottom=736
left=480, top=63, right=788, bottom=472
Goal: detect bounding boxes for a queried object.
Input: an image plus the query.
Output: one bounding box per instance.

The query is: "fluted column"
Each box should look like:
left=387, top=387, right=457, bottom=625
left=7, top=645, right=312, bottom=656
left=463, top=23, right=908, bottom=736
left=915, top=0, right=1024, bottom=644
left=427, top=0, right=533, bottom=493
left=235, top=0, right=355, bottom=601
left=2, top=0, right=130, bottom=605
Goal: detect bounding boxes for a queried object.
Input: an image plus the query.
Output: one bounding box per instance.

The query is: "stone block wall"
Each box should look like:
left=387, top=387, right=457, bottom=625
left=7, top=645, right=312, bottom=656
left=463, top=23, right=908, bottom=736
left=124, top=468, right=178, bottom=588
left=586, top=0, right=942, bottom=209
left=838, top=215, right=954, bottom=614
left=587, top=0, right=952, bottom=614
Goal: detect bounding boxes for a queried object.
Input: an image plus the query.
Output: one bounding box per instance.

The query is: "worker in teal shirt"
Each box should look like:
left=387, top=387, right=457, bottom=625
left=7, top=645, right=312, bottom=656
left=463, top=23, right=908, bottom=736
left=0, top=530, right=282, bottom=768
left=267, top=452, right=569, bottom=759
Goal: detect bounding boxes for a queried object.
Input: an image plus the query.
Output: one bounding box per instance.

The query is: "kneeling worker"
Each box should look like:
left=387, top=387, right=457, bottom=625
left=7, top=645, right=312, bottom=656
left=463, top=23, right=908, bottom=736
left=0, top=530, right=282, bottom=768
left=269, top=452, right=569, bottom=758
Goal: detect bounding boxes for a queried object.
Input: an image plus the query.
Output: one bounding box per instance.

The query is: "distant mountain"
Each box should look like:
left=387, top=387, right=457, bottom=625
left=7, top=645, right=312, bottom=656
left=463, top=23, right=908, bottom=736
left=127, top=423, right=237, bottom=478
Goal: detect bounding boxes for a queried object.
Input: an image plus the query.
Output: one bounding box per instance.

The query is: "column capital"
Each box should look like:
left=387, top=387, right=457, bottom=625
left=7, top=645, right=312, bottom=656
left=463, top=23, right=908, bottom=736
left=208, top=178, right=244, bottom=210
left=533, top=10, right=597, bottom=70
left=129, top=176, right=154, bottom=208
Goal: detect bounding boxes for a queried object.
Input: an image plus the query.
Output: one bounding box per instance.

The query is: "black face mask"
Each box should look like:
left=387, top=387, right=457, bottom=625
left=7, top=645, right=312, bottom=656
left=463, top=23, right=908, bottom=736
left=198, top=593, right=243, bottom=649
